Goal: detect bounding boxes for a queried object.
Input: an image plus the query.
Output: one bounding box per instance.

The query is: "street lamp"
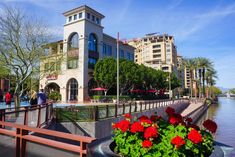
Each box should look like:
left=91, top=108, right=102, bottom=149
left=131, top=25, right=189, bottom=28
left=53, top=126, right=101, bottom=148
left=168, top=72, right=172, bottom=99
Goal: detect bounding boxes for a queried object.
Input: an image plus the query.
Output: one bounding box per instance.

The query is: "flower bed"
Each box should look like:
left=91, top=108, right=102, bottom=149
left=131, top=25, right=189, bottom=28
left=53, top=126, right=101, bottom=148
left=112, top=107, right=217, bottom=157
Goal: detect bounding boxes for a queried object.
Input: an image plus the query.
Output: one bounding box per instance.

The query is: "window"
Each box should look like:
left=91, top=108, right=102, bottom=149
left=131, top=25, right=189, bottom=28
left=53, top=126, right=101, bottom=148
left=68, top=16, right=72, bottom=22
left=153, top=54, right=161, bottom=58
left=153, top=45, right=161, bottom=48
left=130, top=53, right=134, bottom=61
left=67, top=78, right=78, bottom=101
left=92, top=15, right=95, bottom=21
left=96, top=17, right=100, bottom=24
left=126, top=52, right=131, bottom=60
left=79, top=12, right=83, bottom=19
left=120, top=49, right=124, bottom=58
left=88, top=33, right=97, bottom=52
left=87, top=13, right=90, bottom=19
left=67, top=57, right=78, bottom=69
left=167, top=49, right=171, bottom=52
left=88, top=58, right=98, bottom=69
left=74, top=14, right=77, bottom=20
left=107, top=45, right=112, bottom=56
left=68, top=33, right=79, bottom=50
left=103, top=43, right=107, bottom=55
left=153, top=49, right=161, bottom=53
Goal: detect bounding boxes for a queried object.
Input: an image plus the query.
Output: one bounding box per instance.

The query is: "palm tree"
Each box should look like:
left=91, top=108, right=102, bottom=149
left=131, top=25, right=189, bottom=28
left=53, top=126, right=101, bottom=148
left=196, top=57, right=212, bottom=98
left=206, top=68, right=217, bottom=98
left=182, top=58, right=197, bottom=98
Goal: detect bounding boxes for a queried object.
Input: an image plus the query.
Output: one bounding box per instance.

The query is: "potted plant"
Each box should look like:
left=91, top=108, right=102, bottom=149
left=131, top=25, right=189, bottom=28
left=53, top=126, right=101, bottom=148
left=111, top=107, right=218, bottom=157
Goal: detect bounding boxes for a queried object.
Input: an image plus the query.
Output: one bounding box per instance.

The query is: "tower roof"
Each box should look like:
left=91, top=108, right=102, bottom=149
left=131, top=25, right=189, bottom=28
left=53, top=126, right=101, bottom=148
left=63, top=5, right=105, bottom=18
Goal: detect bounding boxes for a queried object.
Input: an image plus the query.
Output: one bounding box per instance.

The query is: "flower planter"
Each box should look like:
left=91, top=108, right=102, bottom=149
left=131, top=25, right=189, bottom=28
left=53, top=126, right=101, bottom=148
left=87, top=136, right=224, bottom=157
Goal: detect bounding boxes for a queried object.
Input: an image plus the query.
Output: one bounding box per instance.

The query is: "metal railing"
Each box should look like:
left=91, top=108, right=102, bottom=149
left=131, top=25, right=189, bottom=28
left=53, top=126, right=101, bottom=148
left=0, top=121, right=95, bottom=157
left=56, top=99, right=189, bottom=122
left=0, top=102, right=53, bottom=128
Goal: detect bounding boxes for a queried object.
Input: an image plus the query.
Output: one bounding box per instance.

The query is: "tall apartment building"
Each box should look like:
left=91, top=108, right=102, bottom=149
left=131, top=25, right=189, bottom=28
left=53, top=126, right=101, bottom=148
left=128, top=33, right=178, bottom=73
left=176, top=55, right=185, bottom=88
left=40, top=5, right=134, bottom=102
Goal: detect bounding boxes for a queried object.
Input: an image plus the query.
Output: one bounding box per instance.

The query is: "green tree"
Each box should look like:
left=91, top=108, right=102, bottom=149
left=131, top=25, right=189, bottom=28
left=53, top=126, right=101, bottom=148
left=94, top=57, right=116, bottom=95
left=229, top=88, right=235, bottom=94
left=196, top=57, right=212, bottom=97
left=0, top=6, right=49, bottom=106
left=182, top=58, right=197, bottom=98
left=205, top=67, right=217, bottom=98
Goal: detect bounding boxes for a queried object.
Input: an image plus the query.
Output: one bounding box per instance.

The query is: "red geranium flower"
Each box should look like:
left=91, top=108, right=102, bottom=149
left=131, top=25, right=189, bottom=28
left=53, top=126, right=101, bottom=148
left=188, top=124, right=200, bottom=130
left=169, top=113, right=183, bottom=125
left=130, top=122, right=144, bottom=133
left=188, top=129, right=202, bottom=144
left=144, top=126, right=158, bottom=139
left=140, top=119, right=152, bottom=125
left=124, top=113, right=132, bottom=119
left=203, top=119, right=217, bottom=133
left=113, top=120, right=130, bottom=132
left=142, top=139, right=153, bottom=148
left=171, top=135, right=185, bottom=149
left=165, top=107, right=175, bottom=115
left=150, top=115, right=159, bottom=122
left=185, top=117, right=193, bottom=123
left=138, top=115, right=149, bottom=121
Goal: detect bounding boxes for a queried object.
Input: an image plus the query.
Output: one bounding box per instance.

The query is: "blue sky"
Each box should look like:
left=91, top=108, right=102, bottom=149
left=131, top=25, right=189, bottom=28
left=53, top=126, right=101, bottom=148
left=1, top=0, right=235, bottom=89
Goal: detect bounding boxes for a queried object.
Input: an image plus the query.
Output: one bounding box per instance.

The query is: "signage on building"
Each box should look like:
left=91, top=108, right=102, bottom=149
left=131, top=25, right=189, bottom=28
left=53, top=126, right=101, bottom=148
left=46, top=75, right=58, bottom=80
left=67, top=49, right=79, bottom=57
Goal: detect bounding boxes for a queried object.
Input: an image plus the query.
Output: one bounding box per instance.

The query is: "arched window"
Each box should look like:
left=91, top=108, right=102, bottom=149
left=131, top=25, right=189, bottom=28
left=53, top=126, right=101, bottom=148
left=88, top=33, right=97, bottom=52
left=68, top=33, right=79, bottom=50
left=67, top=78, right=78, bottom=101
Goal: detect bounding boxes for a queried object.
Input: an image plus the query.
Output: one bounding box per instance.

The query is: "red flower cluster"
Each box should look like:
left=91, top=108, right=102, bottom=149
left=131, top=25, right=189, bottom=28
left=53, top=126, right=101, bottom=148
left=130, top=122, right=144, bottom=133
left=124, top=114, right=132, bottom=119
left=185, top=117, right=193, bottom=123
left=140, top=119, right=152, bottom=125
left=142, top=140, right=152, bottom=148
left=188, top=129, right=202, bottom=144
left=150, top=115, right=161, bottom=122
left=203, top=119, right=217, bottom=133
left=165, top=107, right=175, bottom=115
left=138, top=115, right=149, bottom=121
left=169, top=113, right=183, bottom=125
left=113, top=120, right=130, bottom=132
left=171, top=136, right=185, bottom=149
left=144, top=126, right=158, bottom=139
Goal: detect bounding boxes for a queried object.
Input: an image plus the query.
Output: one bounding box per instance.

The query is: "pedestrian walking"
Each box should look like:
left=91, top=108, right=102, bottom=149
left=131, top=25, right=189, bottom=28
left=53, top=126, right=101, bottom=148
left=5, top=91, right=11, bottom=106
left=37, top=89, right=47, bottom=105
left=30, top=90, right=38, bottom=107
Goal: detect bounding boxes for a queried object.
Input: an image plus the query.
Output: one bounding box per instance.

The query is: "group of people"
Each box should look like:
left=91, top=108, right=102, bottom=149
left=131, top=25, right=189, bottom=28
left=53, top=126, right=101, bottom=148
left=4, top=89, right=47, bottom=107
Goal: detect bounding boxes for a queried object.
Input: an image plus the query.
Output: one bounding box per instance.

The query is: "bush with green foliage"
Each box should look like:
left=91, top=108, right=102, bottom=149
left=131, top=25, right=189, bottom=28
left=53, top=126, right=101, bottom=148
left=48, top=91, right=61, bottom=101
left=113, top=107, right=217, bottom=157
left=92, top=95, right=131, bottom=101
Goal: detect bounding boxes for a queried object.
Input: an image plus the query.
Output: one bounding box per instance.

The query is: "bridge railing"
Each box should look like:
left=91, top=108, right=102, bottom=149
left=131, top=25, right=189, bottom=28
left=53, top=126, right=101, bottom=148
left=0, top=121, right=95, bottom=157
left=55, top=99, right=189, bottom=122
left=0, top=102, right=53, bottom=128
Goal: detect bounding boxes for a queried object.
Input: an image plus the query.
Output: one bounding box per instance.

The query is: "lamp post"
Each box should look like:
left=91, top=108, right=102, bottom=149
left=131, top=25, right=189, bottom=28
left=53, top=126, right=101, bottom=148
left=117, top=32, right=120, bottom=106
left=168, top=72, right=172, bottom=99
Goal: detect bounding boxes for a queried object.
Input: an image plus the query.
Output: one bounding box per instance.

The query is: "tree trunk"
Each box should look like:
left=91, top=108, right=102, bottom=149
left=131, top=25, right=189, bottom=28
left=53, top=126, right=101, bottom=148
left=202, top=68, right=205, bottom=97
left=198, top=69, right=202, bottom=98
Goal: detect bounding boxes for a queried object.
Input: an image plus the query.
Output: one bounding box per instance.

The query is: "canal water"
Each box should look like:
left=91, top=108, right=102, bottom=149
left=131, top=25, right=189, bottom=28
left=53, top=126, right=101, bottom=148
left=197, top=97, right=235, bottom=150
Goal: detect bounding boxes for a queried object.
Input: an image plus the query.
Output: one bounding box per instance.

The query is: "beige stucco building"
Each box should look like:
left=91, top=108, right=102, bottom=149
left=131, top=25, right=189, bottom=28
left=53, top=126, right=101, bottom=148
left=40, top=5, right=134, bottom=102
left=128, top=33, right=178, bottom=73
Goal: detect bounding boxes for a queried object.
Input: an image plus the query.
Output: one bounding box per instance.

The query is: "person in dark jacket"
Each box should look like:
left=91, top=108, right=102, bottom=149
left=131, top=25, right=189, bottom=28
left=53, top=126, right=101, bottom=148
left=37, top=89, right=47, bottom=105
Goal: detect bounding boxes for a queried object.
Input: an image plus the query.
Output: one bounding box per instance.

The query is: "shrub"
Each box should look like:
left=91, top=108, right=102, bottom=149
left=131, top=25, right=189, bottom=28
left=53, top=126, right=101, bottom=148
left=48, top=91, right=61, bottom=101
left=92, top=95, right=131, bottom=101
left=112, top=108, right=217, bottom=157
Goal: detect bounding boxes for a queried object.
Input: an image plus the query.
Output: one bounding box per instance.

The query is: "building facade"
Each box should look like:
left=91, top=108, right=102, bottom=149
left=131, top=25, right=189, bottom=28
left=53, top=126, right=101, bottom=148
left=40, top=5, right=134, bottom=102
left=128, top=33, right=178, bottom=73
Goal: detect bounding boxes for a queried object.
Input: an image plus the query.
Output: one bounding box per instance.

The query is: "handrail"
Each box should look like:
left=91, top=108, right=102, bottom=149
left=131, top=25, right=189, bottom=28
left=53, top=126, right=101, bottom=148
left=55, top=99, right=189, bottom=122
left=0, top=102, right=54, bottom=128
left=0, top=121, right=95, bottom=157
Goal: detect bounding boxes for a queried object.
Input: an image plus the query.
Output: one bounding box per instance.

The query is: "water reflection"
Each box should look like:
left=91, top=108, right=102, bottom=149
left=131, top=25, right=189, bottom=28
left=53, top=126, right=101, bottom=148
left=197, top=97, right=235, bottom=148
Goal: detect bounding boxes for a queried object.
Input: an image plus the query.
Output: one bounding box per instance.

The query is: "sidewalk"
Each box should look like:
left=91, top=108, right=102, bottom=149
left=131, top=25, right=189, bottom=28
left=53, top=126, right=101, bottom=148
left=181, top=100, right=205, bottom=117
